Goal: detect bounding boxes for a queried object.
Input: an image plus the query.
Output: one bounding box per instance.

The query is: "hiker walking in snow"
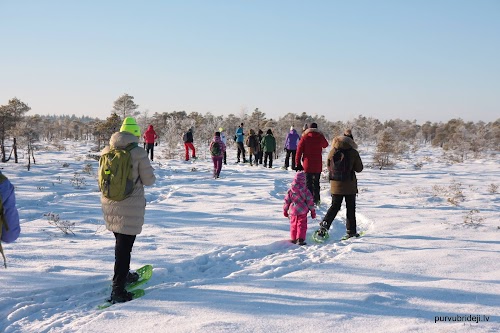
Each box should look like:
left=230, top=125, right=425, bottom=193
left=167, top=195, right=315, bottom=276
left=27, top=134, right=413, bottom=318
left=210, top=131, right=226, bottom=178
left=295, top=124, right=309, bottom=171
left=317, top=129, right=363, bottom=239
left=0, top=171, right=20, bottom=268
left=219, top=127, right=227, bottom=165
left=235, top=123, right=246, bottom=163
left=283, top=172, right=316, bottom=245
left=245, top=129, right=260, bottom=166
left=295, top=122, right=329, bottom=206
left=283, top=126, right=300, bottom=170
left=99, top=117, right=156, bottom=303
left=183, top=128, right=197, bottom=161
left=261, top=129, right=276, bottom=168
left=256, top=129, right=264, bottom=165
left=143, top=125, right=158, bottom=161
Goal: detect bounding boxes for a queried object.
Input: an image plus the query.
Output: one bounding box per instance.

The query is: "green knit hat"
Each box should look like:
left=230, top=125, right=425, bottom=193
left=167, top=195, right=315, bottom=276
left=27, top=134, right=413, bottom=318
left=120, top=117, right=141, bottom=137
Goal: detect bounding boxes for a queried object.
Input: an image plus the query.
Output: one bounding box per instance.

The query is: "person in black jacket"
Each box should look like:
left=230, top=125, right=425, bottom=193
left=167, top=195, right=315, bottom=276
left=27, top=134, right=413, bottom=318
left=183, top=128, right=197, bottom=161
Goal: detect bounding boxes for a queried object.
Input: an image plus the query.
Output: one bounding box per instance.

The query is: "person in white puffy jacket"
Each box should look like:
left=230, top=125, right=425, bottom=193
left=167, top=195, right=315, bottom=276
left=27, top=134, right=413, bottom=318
left=100, top=117, right=156, bottom=303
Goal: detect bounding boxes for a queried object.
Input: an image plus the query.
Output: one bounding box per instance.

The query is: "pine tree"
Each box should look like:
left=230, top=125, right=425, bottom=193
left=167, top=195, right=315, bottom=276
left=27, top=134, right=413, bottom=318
left=374, top=128, right=397, bottom=169
left=113, top=94, right=139, bottom=119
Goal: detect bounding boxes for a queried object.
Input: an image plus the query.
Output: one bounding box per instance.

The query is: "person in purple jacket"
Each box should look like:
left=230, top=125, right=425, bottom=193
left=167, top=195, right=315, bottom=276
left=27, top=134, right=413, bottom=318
left=0, top=171, right=20, bottom=268
left=283, top=126, right=300, bottom=170
left=283, top=172, right=316, bottom=246
left=209, top=131, right=227, bottom=179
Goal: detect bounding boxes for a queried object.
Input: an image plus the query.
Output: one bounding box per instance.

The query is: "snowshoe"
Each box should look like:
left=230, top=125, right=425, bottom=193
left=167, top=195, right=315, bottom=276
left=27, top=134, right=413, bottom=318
left=341, top=233, right=361, bottom=241
left=312, top=228, right=329, bottom=243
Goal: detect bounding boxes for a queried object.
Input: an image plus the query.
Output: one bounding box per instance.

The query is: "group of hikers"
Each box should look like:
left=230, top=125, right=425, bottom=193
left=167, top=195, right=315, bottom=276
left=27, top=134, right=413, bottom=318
left=0, top=116, right=364, bottom=305
left=232, top=123, right=277, bottom=168
left=282, top=124, right=363, bottom=246
left=102, top=117, right=362, bottom=303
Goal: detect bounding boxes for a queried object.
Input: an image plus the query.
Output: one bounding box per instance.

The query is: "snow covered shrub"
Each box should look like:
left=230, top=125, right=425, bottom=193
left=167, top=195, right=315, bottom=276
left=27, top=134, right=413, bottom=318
left=51, top=140, right=66, bottom=151
left=44, top=212, right=75, bottom=235
left=70, top=172, right=86, bottom=189
left=441, top=150, right=462, bottom=163
left=82, top=163, right=93, bottom=175
left=488, top=183, right=498, bottom=194
left=432, top=180, right=465, bottom=206
left=463, top=209, right=484, bottom=226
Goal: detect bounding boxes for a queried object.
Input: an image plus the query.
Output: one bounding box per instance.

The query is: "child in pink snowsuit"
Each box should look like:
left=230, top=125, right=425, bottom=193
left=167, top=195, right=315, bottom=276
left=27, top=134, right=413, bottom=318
left=283, top=171, right=316, bottom=245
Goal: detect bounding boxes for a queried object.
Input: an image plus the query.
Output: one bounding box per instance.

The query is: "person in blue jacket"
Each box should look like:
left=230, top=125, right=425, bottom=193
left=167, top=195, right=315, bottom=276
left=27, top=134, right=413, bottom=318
left=0, top=171, right=20, bottom=268
left=235, top=123, right=247, bottom=163
left=283, top=126, right=300, bottom=170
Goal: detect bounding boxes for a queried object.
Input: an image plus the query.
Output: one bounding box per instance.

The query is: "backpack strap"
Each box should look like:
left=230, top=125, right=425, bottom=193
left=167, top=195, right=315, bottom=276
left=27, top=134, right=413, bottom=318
left=125, top=142, right=139, bottom=151
left=125, top=142, right=141, bottom=185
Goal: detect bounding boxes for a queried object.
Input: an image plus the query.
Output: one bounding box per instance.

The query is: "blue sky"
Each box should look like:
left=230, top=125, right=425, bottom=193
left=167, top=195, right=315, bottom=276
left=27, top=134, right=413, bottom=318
left=1, top=0, right=499, bottom=123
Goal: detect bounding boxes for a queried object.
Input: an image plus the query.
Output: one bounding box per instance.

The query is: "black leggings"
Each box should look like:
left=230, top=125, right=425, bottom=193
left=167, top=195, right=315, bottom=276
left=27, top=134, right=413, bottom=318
left=146, top=143, right=154, bottom=161
left=322, top=194, right=357, bottom=235
left=237, top=142, right=246, bottom=162
left=305, top=173, right=321, bottom=203
left=113, top=232, right=136, bottom=288
left=284, top=149, right=296, bottom=169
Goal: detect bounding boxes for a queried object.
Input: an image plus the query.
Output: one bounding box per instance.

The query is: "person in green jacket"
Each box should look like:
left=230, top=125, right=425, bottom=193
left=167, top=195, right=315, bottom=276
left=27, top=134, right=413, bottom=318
left=261, top=129, right=276, bottom=168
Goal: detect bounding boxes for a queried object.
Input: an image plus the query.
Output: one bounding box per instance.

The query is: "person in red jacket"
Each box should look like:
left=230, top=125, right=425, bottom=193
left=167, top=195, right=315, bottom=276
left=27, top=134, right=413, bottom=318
left=295, top=122, right=329, bottom=206
left=143, top=125, right=158, bottom=161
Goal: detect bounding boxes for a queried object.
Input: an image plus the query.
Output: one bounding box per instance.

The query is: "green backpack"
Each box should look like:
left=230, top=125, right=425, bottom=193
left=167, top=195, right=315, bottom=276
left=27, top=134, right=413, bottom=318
left=0, top=173, right=8, bottom=268
left=98, top=143, right=138, bottom=201
left=210, top=141, right=221, bottom=156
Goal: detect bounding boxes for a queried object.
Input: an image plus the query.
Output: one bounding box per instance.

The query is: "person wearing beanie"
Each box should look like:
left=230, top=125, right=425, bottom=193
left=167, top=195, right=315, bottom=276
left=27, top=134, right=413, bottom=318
left=245, top=129, right=260, bottom=166
left=283, top=172, right=316, bottom=245
left=182, top=128, right=197, bottom=161
left=209, top=131, right=227, bottom=178
left=143, top=125, right=158, bottom=161
left=256, top=129, right=264, bottom=165
left=283, top=126, right=300, bottom=170
left=120, top=117, right=141, bottom=137
left=235, top=123, right=246, bottom=163
left=100, top=116, right=156, bottom=303
left=219, top=127, right=227, bottom=165
left=295, top=122, right=329, bottom=206
left=316, top=131, right=363, bottom=240
left=261, top=129, right=276, bottom=168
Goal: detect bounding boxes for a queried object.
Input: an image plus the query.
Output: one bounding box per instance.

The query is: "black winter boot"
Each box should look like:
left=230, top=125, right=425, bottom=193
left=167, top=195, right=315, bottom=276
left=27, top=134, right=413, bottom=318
left=110, top=286, right=133, bottom=303
left=126, top=271, right=139, bottom=284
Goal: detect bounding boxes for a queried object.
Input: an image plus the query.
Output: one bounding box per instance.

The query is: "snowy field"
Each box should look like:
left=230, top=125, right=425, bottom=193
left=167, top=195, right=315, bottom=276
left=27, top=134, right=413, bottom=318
left=0, top=141, right=498, bottom=333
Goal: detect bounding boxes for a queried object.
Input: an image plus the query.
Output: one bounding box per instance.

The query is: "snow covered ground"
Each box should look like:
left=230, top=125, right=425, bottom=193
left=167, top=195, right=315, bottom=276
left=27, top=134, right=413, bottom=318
left=0, top=141, right=498, bottom=333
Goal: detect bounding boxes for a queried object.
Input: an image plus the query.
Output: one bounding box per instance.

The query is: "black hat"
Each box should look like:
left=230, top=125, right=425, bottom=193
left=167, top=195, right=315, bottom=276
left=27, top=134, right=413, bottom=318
left=310, top=122, right=318, bottom=128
